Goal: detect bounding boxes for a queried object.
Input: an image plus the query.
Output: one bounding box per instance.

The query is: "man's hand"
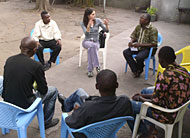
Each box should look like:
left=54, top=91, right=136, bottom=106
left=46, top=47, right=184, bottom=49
left=132, top=93, right=141, bottom=101
left=128, top=42, right=133, bottom=47
left=104, top=18, right=109, bottom=26
left=56, top=39, right=62, bottom=47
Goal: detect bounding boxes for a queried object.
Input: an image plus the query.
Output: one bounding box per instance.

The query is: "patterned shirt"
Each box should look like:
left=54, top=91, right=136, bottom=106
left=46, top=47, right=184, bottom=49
left=152, top=63, right=190, bottom=124
left=130, top=23, right=158, bottom=54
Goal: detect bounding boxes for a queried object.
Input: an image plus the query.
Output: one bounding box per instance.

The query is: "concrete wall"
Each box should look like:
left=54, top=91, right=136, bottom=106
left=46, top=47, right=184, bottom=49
left=151, top=0, right=190, bottom=23
left=106, top=0, right=150, bottom=9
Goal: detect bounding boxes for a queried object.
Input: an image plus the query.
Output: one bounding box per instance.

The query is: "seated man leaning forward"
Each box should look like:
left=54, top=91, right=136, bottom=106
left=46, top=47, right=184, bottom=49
left=123, top=13, right=158, bottom=78
left=129, top=46, right=190, bottom=138
left=58, top=69, right=133, bottom=138
left=2, top=37, right=59, bottom=129
left=32, top=11, right=62, bottom=71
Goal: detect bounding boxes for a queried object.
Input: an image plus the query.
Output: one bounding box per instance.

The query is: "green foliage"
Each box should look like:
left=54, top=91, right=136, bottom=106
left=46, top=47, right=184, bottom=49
left=146, top=6, right=157, bottom=15
left=73, top=0, right=95, bottom=7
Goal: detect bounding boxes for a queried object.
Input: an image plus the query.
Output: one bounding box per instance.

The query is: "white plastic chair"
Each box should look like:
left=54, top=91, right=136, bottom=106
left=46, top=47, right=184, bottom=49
left=132, top=100, right=190, bottom=138
left=78, top=31, right=110, bottom=69
left=0, top=98, right=46, bottom=138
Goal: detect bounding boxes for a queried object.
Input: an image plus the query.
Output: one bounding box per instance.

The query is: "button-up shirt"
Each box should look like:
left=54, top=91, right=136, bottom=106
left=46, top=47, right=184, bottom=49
left=32, top=19, right=61, bottom=42
left=152, top=63, right=190, bottom=124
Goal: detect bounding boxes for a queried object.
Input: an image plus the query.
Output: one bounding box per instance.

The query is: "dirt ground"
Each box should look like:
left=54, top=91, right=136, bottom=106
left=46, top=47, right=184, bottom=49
left=0, top=0, right=141, bottom=75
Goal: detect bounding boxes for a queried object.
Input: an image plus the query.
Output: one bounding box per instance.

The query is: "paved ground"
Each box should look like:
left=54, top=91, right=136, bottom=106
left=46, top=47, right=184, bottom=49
left=0, top=5, right=190, bottom=138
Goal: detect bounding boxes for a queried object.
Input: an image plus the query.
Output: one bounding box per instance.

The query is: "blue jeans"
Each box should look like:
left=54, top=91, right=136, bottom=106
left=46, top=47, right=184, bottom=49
left=63, top=88, right=89, bottom=112
left=0, top=76, right=3, bottom=96
left=127, top=86, right=155, bottom=134
left=36, top=86, right=58, bottom=124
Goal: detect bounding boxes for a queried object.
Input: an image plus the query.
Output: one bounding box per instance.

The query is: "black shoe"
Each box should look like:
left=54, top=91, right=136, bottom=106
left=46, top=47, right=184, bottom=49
left=43, top=61, right=51, bottom=71
left=96, top=67, right=101, bottom=73
left=58, top=93, right=66, bottom=112
left=45, top=118, right=59, bottom=129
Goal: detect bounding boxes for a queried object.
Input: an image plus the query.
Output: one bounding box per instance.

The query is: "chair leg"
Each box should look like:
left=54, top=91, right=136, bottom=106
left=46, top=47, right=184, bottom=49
left=37, top=101, right=46, bottom=138
left=132, top=114, right=141, bottom=138
left=34, top=54, right=40, bottom=62
left=145, top=60, right=150, bottom=80
left=103, top=51, right=106, bottom=69
left=56, top=55, right=60, bottom=65
left=79, top=47, right=83, bottom=67
left=125, top=62, right=128, bottom=72
left=178, top=119, right=183, bottom=138
left=165, top=125, right=173, bottom=138
left=153, top=57, right=156, bottom=75
left=18, top=127, right=27, bottom=138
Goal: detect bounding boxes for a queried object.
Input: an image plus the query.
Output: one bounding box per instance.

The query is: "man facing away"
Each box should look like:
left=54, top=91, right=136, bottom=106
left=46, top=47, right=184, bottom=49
left=32, top=11, right=62, bottom=71
left=129, top=46, right=190, bottom=138
left=58, top=69, right=133, bottom=138
left=2, top=37, right=59, bottom=129
left=123, top=13, right=158, bottom=78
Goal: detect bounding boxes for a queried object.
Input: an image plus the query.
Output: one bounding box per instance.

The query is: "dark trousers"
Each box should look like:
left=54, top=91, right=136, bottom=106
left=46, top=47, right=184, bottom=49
left=36, top=40, right=61, bottom=65
left=123, top=48, right=149, bottom=73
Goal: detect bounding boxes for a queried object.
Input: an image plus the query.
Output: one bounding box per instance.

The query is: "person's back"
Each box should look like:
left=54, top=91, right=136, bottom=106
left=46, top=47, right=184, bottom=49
left=66, top=95, right=132, bottom=129
left=2, top=53, right=46, bottom=109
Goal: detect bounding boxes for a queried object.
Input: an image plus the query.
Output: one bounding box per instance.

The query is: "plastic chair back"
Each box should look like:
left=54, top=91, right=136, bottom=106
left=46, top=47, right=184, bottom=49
left=61, top=113, right=134, bottom=138
left=0, top=98, right=46, bottom=138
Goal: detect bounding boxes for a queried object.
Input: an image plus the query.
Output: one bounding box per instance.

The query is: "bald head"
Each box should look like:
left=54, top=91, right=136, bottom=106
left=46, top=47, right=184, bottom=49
left=20, top=37, right=37, bottom=57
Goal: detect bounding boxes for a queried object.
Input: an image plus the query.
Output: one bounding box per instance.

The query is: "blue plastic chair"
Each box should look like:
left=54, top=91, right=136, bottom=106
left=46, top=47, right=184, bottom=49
left=0, top=98, right=46, bottom=138
left=61, top=113, right=134, bottom=138
left=30, top=29, right=60, bottom=65
left=125, top=32, right=163, bottom=80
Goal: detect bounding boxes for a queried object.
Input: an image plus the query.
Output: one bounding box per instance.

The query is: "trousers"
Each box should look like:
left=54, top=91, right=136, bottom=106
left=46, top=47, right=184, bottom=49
left=123, top=48, right=149, bottom=73
left=36, top=39, right=61, bottom=65
left=82, top=40, right=100, bottom=72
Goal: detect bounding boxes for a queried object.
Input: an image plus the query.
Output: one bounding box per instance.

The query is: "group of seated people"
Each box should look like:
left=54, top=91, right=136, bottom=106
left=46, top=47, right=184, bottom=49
left=0, top=8, right=190, bottom=138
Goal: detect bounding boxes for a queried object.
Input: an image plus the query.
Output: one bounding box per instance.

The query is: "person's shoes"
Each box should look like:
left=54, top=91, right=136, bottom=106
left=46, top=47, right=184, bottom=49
left=96, top=67, right=101, bottom=73
left=133, top=72, right=140, bottom=78
left=43, top=61, right=51, bottom=71
left=87, top=71, right=93, bottom=77
left=45, top=118, right=59, bottom=129
left=58, top=93, right=66, bottom=112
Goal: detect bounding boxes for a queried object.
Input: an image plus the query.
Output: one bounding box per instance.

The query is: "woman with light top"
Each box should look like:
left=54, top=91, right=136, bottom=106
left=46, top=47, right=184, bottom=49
left=81, top=8, right=109, bottom=77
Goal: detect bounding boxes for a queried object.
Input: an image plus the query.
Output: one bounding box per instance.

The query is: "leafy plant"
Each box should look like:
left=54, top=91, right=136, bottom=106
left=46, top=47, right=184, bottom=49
left=146, top=6, right=157, bottom=15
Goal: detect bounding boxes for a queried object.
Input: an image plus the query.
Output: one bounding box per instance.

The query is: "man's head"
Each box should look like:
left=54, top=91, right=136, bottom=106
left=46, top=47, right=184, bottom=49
left=158, top=46, right=176, bottom=68
left=96, top=69, right=119, bottom=96
left=139, top=13, right=151, bottom=26
left=20, top=37, right=38, bottom=57
left=41, top=11, right=50, bottom=24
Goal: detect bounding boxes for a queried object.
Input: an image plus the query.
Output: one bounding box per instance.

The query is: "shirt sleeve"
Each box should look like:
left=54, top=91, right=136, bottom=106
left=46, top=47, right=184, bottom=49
left=98, top=18, right=109, bottom=33
left=150, top=27, right=158, bottom=45
left=34, top=64, right=48, bottom=95
left=65, top=105, right=88, bottom=129
left=152, top=71, right=170, bottom=105
left=32, top=22, right=41, bottom=42
left=53, top=21, right=62, bottom=40
left=80, top=22, right=90, bottom=36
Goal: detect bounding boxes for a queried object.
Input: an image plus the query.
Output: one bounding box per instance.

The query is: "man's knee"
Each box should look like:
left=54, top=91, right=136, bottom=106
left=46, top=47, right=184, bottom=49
left=47, top=86, right=58, bottom=98
left=123, top=48, right=131, bottom=58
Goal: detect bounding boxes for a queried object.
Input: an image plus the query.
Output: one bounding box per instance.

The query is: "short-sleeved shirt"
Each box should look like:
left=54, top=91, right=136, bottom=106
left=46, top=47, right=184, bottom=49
left=80, top=18, right=108, bottom=42
left=130, top=23, right=158, bottom=55
left=151, top=63, right=190, bottom=124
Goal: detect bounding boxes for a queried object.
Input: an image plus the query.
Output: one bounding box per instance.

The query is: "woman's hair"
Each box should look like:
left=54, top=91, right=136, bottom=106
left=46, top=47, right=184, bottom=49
left=83, top=8, right=94, bottom=27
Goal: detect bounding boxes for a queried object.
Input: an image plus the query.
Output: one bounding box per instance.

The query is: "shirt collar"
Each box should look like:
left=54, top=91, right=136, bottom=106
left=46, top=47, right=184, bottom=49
left=141, top=22, right=152, bottom=29
left=41, top=20, right=51, bottom=27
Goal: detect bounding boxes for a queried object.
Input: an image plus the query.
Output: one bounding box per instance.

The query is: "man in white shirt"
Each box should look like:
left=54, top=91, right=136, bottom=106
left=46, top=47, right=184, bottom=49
left=32, top=11, right=62, bottom=71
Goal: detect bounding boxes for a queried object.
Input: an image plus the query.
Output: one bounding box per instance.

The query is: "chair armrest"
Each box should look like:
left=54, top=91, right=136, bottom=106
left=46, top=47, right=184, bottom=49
left=142, top=102, right=186, bottom=114
left=24, top=98, right=42, bottom=112
left=175, top=50, right=182, bottom=55
left=180, top=63, right=190, bottom=66
left=62, top=113, right=69, bottom=120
